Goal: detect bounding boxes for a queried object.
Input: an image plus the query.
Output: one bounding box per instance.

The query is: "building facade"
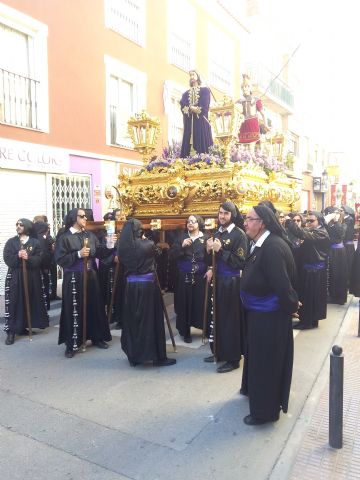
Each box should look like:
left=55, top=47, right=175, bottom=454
left=0, top=0, right=297, bottom=293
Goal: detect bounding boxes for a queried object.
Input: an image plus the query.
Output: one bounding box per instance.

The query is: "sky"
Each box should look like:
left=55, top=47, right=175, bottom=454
left=266, top=0, right=359, bottom=164
left=225, top=0, right=359, bottom=168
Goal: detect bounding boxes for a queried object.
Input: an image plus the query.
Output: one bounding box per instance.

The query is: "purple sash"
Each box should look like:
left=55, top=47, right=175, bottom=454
left=331, top=242, right=344, bottom=249
left=64, top=259, right=94, bottom=273
left=127, top=272, right=155, bottom=283
left=177, top=260, right=207, bottom=274
left=217, top=260, right=240, bottom=277
left=240, top=290, right=280, bottom=312
left=303, top=262, right=326, bottom=270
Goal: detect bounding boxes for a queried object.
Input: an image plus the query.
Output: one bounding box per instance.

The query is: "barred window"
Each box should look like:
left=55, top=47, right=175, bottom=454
left=168, top=0, right=195, bottom=72
left=0, top=5, right=48, bottom=131
left=105, top=0, right=145, bottom=46
left=208, top=24, right=234, bottom=95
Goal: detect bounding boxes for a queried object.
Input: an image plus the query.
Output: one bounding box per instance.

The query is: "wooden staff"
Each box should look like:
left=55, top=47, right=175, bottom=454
left=107, top=261, right=120, bottom=324
left=20, top=240, right=32, bottom=341
left=211, top=238, right=217, bottom=361
left=82, top=236, right=89, bottom=352
left=155, top=271, right=177, bottom=352
left=201, top=277, right=209, bottom=344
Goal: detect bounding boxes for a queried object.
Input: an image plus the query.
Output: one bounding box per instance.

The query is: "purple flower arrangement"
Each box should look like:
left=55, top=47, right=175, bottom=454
left=230, top=144, right=285, bottom=174
left=144, top=141, right=284, bottom=175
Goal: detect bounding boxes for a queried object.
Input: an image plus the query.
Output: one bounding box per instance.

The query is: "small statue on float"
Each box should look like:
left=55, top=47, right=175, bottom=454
left=236, top=74, right=268, bottom=150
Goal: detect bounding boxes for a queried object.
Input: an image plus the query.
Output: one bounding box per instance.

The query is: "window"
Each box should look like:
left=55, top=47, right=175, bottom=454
left=163, top=80, right=185, bottom=145
left=105, top=0, right=145, bottom=46
left=208, top=24, right=234, bottom=95
left=288, top=132, right=299, bottom=157
left=105, top=56, right=146, bottom=148
left=168, top=0, right=195, bottom=72
left=0, top=4, right=48, bottom=131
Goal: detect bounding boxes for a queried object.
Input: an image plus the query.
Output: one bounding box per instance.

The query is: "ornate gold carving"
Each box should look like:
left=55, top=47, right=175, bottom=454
left=117, top=159, right=300, bottom=218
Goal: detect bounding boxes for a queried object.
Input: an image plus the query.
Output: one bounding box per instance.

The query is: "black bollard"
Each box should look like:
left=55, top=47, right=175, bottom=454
left=329, top=345, right=343, bottom=449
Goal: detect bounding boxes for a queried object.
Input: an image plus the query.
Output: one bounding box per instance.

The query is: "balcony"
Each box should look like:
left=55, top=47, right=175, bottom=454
left=0, top=68, right=40, bottom=130
left=244, top=63, right=294, bottom=114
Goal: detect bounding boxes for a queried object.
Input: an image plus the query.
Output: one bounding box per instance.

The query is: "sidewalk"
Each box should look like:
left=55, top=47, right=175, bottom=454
left=272, top=297, right=360, bottom=480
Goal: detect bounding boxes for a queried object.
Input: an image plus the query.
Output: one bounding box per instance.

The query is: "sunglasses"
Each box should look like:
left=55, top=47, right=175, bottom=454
left=279, top=216, right=285, bottom=219
left=16, top=222, right=24, bottom=227
left=306, top=219, right=316, bottom=223
left=294, top=219, right=302, bottom=223
left=187, top=219, right=198, bottom=224
left=77, top=214, right=87, bottom=219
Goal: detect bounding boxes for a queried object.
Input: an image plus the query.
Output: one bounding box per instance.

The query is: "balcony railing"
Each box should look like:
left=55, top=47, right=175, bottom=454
left=245, top=63, right=294, bottom=110
left=0, top=68, right=40, bottom=129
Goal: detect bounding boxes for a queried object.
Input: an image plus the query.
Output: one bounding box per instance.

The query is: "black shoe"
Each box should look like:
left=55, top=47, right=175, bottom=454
left=65, top=347, right=74, bottom=358
left=92, top=340, right=109, bottom=349
left=5, top=332, right=15, bottom=345
left=129, top=361, right=139, bottom=367
left=204, top=355, right=215, bottom=363
left=243, top=414, right=279, bottom=426
left=153, top=358, right=176, bottom=367
left=217, top=361, right=240, bottom=373
left=183, top=335, right=192, bottom=343
left=292, top=321, right=313, bottom=330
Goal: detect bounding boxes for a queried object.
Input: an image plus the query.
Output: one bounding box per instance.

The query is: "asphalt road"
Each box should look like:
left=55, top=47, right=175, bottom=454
left=0, top=294, right=352, bottom=480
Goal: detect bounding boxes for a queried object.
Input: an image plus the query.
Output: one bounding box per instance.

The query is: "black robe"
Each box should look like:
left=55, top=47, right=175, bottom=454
left=211, top=226, right=247, bottom=362
left=119, top=237, right=167, bottom=364
left=3, top=236, right=49, bottom=334
left=170, top=231, right=209, bottom=337
left=286, top=222, right=330, bottom=327
left=55, top=230, right=112, bottom=350
left=343, top=215, right=355, bottom=281
left=240, top=233, right=298, bottom=421
left=350, top=242, right=360, bottom=297
left=326, top=222, right=348, bottom=304
left=36, top=232, right=53, bottom=310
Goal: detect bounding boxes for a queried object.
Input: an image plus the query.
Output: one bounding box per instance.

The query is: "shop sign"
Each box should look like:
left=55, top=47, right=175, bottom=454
left=0, top=138, right=69, bottom=174
left=119, top=163, right=141, bottom=176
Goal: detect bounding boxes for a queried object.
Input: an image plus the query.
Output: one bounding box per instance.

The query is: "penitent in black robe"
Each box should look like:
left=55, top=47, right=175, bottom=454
left=326, top=222, right=348, bottom=304
left=119, top=236, right=167, bottom=365
left=3, top=236, right=49, bottom=334
left=240, top=234, right=298, bottom=421
left=211, top=226, right=247, bottom=362
left=286, top=221, right=330, bottom=327
left=170, top=231, right=209, bottom=338
left=55, top=230, right=112, bottom=350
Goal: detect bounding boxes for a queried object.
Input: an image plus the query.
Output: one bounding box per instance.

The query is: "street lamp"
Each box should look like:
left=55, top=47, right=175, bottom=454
left=209, top=96, right=244, bottom=163
left=127, top=110, right=161, bottom=165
